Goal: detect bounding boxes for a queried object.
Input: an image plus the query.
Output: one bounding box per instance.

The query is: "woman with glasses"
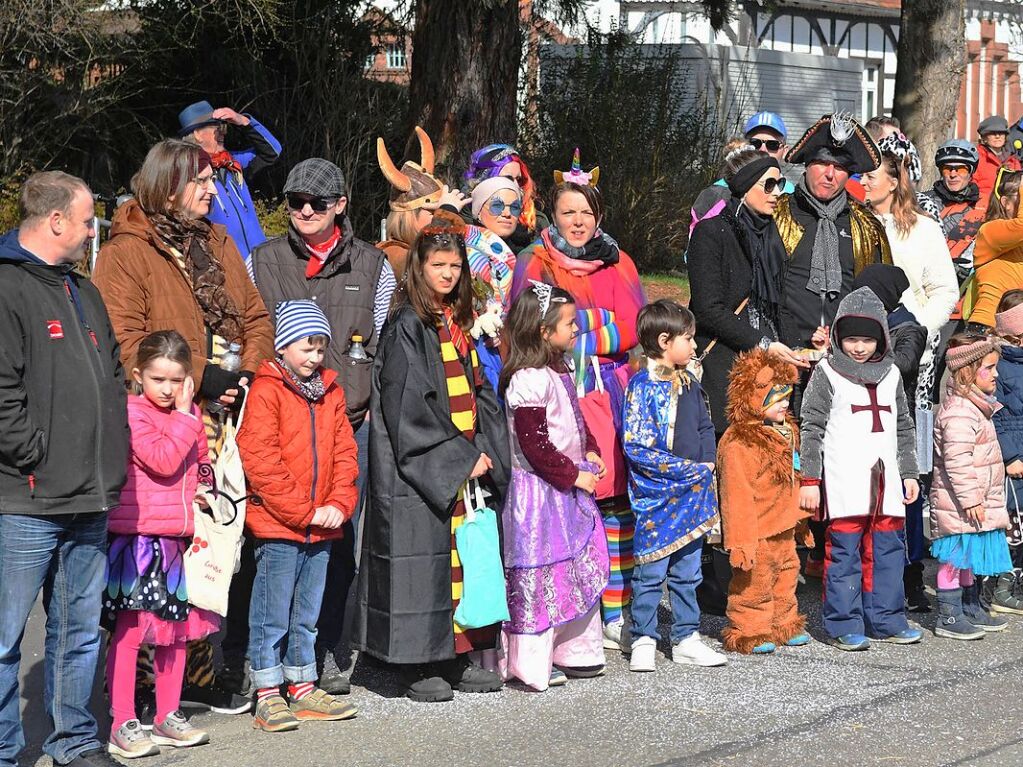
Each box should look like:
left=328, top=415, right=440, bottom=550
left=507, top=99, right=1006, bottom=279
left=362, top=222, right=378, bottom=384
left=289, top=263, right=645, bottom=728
left=968, top=168, right=1023, bottom=330
left=687, top=148, right=807, bottom=436
left=511, top=151, right=646, bottom=653
left=94, top=138, right=274, bottom=715
left=466, top=177, right=523, bottom=393
left=463, top=143, right=549, bottom=254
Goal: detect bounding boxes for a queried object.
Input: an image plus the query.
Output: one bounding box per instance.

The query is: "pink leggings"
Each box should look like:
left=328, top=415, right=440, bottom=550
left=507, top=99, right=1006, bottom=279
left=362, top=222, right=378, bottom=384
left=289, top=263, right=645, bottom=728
left=106, top=611, right=186, bottom=732
left=937, top=562, right=975, bottom=590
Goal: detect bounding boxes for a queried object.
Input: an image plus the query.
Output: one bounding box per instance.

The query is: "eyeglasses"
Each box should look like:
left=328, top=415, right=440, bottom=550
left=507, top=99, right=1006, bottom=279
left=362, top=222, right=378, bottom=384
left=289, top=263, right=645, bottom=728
left=287, top=194, right=337, bottom=212
left=995, top=165, right=1023, bottom=200
left=941, top=165, right=971, bottom=177
left=758, top=177, right=783, bottom=195
left=486, top=198, right=523, bottom=218
left=749, top=138, right=783, bottom=152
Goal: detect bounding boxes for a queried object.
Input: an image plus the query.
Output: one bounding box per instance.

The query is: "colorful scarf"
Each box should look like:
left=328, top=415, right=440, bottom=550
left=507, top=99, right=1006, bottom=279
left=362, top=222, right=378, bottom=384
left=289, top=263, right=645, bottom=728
left=544, top=224, right=620, bottom=270
left=276, top=357, right=326, bottom=402
left=465, top=225, right=516, bottom=310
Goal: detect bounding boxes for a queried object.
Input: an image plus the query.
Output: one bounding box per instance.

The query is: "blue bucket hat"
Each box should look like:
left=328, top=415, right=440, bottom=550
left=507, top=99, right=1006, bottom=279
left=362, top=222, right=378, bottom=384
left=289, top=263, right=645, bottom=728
left=177, top=101, right=221, bottom=137
left=744, top=111, right=788, bottom=141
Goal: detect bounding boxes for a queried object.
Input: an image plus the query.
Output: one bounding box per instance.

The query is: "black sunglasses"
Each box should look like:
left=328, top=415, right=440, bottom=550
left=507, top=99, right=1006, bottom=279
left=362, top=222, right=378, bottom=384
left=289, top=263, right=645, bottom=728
left=286, top=194, right=336, bottom=212
left=757, top=177, right=783, bottom=195
left=750, top=138, right=783, bottom=152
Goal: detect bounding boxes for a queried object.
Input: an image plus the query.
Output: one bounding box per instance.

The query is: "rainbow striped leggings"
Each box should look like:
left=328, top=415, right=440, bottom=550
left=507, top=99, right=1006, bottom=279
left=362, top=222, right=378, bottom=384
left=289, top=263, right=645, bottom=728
left=601, top=503, right=635, bottom=624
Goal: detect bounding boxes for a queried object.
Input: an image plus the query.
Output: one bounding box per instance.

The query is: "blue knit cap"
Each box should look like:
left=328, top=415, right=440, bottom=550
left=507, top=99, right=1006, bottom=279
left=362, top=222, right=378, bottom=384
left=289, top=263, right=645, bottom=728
left=274, top=300, right=332, bottom=350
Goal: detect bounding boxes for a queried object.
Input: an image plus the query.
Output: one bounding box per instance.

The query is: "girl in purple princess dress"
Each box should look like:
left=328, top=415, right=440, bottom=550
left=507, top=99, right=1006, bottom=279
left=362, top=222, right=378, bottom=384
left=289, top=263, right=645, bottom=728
left=494, top=281, right=610, bottom=691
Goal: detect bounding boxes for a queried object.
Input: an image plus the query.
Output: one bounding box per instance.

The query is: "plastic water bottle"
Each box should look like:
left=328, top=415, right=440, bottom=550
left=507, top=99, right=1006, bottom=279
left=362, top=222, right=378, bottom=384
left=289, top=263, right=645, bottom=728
left=347, top=335, right=368, bottom=362
left=208, top=342, right=243, bottom=414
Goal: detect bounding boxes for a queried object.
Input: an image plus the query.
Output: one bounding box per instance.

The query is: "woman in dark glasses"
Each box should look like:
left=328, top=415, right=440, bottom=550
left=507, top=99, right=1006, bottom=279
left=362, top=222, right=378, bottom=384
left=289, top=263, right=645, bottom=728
left=464, top=176, right=523, bottom=393
left=968, top=167, right=1023, bottom=330
left=687, top=147, right=808, bottom=436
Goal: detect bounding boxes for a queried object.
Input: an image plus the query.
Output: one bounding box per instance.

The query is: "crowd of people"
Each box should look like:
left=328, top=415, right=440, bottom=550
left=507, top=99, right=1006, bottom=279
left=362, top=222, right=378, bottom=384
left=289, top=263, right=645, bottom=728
left=3, top=98, right=1023, bottom=767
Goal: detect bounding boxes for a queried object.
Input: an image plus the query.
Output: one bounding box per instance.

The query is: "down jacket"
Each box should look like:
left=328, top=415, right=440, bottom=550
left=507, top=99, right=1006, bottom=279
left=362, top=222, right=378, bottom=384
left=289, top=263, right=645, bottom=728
left=93, top=199, right=274, bottom=385
left=930, top=381, right=1009, bottom=536
left=109, top=396, right=210, bottom=537
left=237, top=360, right=358, bottom=543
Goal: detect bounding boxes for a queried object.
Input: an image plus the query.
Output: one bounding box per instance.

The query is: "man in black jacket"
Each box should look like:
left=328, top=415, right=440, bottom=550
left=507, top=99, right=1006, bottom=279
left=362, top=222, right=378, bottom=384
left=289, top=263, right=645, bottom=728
left=0, top=172, right=129, bottom=767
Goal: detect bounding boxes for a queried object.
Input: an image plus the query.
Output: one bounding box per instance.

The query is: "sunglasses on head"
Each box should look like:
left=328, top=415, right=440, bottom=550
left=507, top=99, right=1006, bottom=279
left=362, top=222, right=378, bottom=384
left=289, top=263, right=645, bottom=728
left=749, top=138, right=783, bottom=152
left=487, top=197, right=523, bottom=218
left=286, top=194, right=336, bottom=212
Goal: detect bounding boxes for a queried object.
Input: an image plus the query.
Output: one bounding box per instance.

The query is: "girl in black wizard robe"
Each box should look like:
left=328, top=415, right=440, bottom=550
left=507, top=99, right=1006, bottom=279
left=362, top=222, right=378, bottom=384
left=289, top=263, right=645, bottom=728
left=353, top=216, right=511, bottom=703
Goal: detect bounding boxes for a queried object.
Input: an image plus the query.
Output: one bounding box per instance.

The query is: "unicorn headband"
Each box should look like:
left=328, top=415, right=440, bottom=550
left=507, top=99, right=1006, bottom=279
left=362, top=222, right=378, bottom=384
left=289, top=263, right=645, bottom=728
left=553, top=148, right=600, bottom=187
left=529, top=280, right=567, bottom=317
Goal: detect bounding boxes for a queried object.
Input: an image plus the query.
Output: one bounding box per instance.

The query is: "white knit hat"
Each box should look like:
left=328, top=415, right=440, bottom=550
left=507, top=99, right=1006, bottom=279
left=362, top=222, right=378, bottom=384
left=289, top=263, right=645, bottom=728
left=274, top=300, right=332, bottom=350
left=470, top=176, right=521, bottom=219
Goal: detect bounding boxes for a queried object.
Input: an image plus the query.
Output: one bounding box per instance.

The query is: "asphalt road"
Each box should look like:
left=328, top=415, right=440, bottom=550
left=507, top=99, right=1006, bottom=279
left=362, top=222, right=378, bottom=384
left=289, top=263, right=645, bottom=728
left=16, top=563, right=1023, bottom=767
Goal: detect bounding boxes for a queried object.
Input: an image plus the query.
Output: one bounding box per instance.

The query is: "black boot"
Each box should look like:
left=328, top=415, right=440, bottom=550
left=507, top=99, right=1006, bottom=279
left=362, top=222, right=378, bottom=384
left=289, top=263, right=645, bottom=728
left=439, top=655, right=503, bottom=693
left=903, top=561, right=931, bottom=612
left=935, top=587, right=985, bottom=641
left=399, top=663, right=454, bottom=703
left=962, top=581, right=1009, bottom=632
left=990, top=570, right=1023, bottom=615
left=315, top=645, right=352, bottom=695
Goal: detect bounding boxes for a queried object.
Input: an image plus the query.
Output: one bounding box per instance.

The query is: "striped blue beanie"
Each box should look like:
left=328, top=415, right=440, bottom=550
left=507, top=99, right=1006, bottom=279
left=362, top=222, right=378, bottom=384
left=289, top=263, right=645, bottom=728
left=274, top=300, right=332, bottom=350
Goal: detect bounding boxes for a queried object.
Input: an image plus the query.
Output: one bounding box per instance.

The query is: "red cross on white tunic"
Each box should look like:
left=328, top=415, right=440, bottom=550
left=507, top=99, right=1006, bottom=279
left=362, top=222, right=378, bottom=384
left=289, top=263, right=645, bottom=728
left=851, top=383, right=891, bottom=433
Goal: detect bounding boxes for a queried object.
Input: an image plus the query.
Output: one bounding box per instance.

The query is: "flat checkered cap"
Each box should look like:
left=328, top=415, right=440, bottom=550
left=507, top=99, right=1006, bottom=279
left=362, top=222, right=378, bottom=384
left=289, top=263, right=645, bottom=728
left=283, top=158, right=346, bottom=198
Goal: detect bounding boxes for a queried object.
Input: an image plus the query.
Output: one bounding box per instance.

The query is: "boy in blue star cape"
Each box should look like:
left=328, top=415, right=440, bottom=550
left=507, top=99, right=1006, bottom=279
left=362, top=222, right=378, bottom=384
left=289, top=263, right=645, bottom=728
left=622, top=300, right=726, bottom=672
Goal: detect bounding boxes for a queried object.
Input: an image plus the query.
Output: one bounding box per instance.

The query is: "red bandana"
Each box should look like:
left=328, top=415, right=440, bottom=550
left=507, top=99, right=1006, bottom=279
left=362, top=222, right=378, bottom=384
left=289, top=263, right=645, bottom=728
left=209, top=150, right=242, bottom=176
left=304, top=225, right=342, bottom=278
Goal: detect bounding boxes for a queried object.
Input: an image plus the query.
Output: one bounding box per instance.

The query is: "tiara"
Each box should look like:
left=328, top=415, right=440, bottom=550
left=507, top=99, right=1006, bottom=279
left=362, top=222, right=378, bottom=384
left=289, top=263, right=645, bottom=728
left=421, top=220, right=466, bottom=239
left=529, top=280, right=567, bottom=317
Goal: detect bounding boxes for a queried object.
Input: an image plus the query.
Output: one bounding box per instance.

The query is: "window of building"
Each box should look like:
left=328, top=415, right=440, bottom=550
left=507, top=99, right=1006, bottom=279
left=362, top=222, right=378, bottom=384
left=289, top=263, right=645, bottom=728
left=364, top=52, right=376, bottom=70
left=386, top=43, right=406, bottom=70
left=862, top=66, right=879, bottom=121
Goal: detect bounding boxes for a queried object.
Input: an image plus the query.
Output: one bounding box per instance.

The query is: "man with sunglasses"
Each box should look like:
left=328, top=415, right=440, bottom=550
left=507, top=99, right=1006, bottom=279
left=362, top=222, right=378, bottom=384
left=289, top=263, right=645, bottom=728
left=923, top=140, right=985, bottom=288
left=974, top=115, right=1022, bottom=209
left=178, top=100, right=282, bottom=274
left=247, top=158, right=393, bottom=698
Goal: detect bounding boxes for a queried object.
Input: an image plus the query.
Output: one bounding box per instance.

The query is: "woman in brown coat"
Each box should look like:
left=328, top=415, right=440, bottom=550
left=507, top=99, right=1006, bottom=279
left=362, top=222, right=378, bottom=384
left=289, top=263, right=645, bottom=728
left=93, top=138, right=273, bottom=714
left=95, top=139, right=273, bottom=399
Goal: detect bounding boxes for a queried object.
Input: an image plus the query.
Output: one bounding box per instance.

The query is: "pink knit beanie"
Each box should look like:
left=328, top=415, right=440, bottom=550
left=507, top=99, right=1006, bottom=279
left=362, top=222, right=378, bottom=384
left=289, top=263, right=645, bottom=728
left=945, top=337, right=1000, bottom=372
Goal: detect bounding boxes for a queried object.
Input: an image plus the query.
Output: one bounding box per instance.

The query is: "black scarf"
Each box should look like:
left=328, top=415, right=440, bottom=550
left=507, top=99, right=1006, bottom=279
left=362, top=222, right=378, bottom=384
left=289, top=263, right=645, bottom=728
left=931, top=180, right=980, bottom=207
left=546, top=223, right=620, bottom=267
left=732, top=200, right=785, bottom=334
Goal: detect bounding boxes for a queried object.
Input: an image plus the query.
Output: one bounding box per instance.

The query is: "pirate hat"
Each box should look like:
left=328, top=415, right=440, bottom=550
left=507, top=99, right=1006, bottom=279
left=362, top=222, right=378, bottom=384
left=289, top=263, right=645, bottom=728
left=785, top=113, right=881, bottom=175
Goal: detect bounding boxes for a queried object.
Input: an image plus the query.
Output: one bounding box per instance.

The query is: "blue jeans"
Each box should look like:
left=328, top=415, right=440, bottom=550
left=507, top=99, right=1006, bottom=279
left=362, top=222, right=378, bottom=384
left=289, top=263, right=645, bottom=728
left=248, top=539, right=331, bottom=689
left=0, top=512, right=108, bottom=767
left=316, top=419, right=368, bottom=652
left=629, top=537, right=703, bottom=645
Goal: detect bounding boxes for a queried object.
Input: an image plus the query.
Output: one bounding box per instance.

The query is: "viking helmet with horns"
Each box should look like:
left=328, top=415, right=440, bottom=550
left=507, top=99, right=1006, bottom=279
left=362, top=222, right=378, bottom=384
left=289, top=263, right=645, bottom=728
left=377, top=126, right=445, bottom=212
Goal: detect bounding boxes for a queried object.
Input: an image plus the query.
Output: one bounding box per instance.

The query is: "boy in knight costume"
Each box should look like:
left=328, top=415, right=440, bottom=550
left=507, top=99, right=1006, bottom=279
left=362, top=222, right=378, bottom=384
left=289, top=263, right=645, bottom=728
left=718, top=349, right=811, bottom=654
left=774, top=113, right=892, bottom=352
left=799, top=287, right=922, bottom=651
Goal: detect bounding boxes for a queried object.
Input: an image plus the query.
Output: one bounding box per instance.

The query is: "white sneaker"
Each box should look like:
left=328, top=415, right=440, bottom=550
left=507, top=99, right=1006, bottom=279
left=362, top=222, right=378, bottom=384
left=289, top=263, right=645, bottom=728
left=602, top=618, right=632, bottom=653
left=629, top=636, right=657, bottom=672
left=671, top=632, right=728, bottom=667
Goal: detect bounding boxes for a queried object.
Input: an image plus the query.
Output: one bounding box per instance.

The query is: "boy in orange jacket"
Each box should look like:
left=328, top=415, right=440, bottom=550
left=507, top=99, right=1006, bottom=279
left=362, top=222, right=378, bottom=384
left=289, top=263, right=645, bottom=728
left=717, top=349, right=811, bottom=654
left=238, top=300, right=359, bottom=732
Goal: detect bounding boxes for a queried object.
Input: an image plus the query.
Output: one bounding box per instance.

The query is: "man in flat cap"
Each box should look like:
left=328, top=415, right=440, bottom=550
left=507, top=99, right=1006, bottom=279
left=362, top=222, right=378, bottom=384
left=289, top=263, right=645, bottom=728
left=974, top=115, right=1022, bottom=209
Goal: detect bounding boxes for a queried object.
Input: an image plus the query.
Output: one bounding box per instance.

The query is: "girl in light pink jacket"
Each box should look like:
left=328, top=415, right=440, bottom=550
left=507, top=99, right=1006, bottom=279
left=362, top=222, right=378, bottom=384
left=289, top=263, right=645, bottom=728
left=930, top=334, right=1013, bottom=641
left=104, top=331, right=219, bottom=758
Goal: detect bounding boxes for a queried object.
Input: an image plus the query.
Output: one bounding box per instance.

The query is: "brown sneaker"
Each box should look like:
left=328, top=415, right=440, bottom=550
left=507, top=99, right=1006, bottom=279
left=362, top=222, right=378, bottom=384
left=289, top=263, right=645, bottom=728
left=252, top=693, right=300, bottom=733
left=289, top=688, right=357, bottom=721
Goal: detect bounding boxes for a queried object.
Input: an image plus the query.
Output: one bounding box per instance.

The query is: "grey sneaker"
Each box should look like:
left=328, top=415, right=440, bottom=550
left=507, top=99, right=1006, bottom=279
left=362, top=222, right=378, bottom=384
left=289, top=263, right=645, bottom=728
left=150, top=710, right=209, bottom=748
left=252, top=693, right=300, bottom=732
left=107, top=718, right=160, bottom=759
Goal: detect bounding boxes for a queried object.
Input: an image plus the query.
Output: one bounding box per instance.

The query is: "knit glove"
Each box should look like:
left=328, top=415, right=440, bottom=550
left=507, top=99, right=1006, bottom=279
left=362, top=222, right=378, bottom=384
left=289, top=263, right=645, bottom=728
left=728, top=546, right=756, bottom=571
left=199, top=365, right=242, bottom=404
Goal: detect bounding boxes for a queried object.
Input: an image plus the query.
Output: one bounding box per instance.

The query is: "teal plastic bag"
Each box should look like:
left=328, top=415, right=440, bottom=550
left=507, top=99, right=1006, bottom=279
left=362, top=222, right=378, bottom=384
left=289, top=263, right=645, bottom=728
left=453, top=481, right=510, bottom=629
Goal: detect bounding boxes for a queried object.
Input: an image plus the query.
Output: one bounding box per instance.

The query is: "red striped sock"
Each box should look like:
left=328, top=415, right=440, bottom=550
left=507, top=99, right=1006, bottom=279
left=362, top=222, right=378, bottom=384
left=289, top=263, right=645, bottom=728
left=288, top=682, right=315, bottom=701
left=256, top=687, right=278, bottom=703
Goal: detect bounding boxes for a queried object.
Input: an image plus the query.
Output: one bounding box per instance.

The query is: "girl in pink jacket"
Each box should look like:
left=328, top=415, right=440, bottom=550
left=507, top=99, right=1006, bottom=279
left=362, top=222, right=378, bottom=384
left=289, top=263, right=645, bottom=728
left=930, top=334, right=1013, bottom=641
left=104, top=331, right=219, bottom=758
